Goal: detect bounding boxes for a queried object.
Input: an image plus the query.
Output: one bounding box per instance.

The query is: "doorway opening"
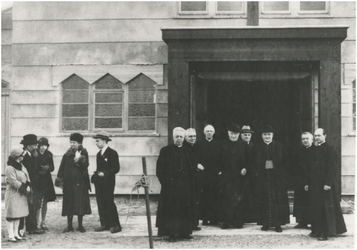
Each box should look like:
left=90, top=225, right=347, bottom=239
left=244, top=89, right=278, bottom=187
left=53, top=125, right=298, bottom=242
left=191, top=61, right=317, bottom=154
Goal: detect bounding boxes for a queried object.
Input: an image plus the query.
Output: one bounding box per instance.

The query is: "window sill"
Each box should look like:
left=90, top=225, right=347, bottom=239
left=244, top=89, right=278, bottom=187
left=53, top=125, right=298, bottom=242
left=59, top=132, right=161, bottom=137
left=347, top=132, right=356, bottom=137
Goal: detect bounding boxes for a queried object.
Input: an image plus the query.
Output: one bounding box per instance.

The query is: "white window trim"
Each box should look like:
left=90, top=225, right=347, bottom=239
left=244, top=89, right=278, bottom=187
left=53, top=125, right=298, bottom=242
left=215, top=1, right=246, bottom=15
left=178, top=1, right=209, bottom=15
left=260, top=1, right=330, bottom=17
left=298, top=1, right=330, bottom=15
left=261, top=1, right=291, bottom=15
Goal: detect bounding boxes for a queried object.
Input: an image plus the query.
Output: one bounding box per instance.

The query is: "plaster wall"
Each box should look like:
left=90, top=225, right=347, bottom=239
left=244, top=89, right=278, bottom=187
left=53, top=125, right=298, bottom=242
left=6, top=1, right=356, bottom=194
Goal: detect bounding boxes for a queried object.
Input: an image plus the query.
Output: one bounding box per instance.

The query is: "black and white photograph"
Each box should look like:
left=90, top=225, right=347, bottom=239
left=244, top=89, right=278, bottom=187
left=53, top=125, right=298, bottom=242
left=1, top=1, right=355, bottom=248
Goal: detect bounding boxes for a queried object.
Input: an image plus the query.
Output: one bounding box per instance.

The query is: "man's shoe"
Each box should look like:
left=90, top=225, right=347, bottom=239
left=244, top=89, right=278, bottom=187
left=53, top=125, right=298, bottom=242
left=77, top=226, right=86, bottom=233
left=221, top=223, right=230, bottom=229
left=234, top=225, right=243, bottom=229
left=275, top=226, right=283, bottom=233
left=62, top=226, right=74, bottom=233
left=40, top=223, right=49, bottom=231
left=168, top=235, right=176, bottom=242
left=180, top=234, right=193, bottom=240
left=192, top=226, right=201, bottom=231
left=110, top=226, right=122, bottom=234
left=318, top=236, right=328, bottom=241
left=261, top=226, right=269, bottom=231
left=202, top=220, right=209, bottom=226
left=94, top=226, right=110, bottom=232
left=29, top=229, right=45, bottom=234
left=309, top=232, right=319, bottom=237
left=294, top=224, right=308, bottom=229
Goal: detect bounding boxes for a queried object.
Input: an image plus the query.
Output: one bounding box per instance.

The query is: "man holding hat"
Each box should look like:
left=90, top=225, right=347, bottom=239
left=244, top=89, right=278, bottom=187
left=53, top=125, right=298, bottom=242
left=92, top=131, right=122, bottom=234
left=20, top=134, right=45, bottom=235
left=220, top=123, right=247, bottom=229
left=253, top=125, right=290, bottom=233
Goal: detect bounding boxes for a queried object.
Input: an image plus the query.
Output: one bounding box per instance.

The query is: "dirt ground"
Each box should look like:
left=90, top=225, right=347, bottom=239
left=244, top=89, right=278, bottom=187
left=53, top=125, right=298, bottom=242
left=1, top=196, right=355, bottom=249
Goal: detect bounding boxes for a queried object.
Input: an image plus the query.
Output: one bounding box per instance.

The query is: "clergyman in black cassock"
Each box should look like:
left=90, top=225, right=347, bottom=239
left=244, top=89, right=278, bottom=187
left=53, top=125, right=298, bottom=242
left=92, top=131, right=121, bottom=234
left=253, top=125, right=290, bottom=232
left=156, top=127, right=195, bottom=242
left=292, top=132, right=314, bottom=228
left=195, top=124, right=222, bottom=225
left=220, top=124, right=247, bottom=229
left=307, top=128, right=347, bottom=241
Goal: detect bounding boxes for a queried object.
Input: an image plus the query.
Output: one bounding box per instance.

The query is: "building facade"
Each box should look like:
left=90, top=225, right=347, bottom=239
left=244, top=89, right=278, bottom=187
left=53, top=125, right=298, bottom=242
left=1, top=1, right=355, bottom=196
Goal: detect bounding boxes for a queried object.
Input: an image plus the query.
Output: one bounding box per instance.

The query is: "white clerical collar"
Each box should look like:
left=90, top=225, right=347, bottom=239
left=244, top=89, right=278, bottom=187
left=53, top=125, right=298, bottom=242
left=101, top=145, right=109, bottom=155
left=316, top=142, right=325, bottom=146
left=305, top=145, right=312, bottom=149
left=264, top=141, right=272, bottom=145
left=206, top=138, right=213, bottom=142
left=25, top=150, right=31, bottom=156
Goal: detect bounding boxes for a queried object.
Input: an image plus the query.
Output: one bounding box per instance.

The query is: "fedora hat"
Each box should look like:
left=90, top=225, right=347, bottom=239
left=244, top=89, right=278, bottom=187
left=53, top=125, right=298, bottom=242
left=20, top=134, right=38, bottom=145
left=93, top=131, right=112, bottom=141
left=261, top=124, right=274, bottom=133
left=227, top=123, right=241, bottom=133
left=241, top=125, right=254, bottom=134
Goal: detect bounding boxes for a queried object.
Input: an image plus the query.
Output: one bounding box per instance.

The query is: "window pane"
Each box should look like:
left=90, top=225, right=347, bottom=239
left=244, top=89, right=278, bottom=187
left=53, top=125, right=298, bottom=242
left=181, top=1, right=206, bottom=11
left=129, top=118, right=155, bottom=130
left=63, top=90, right=88, bottom=103
left=96, top=92, right=123, bottom=103
left=95, top=74, right=122, bottom=89
left=354, top=117, right=356, bottom=131
left=353, top=104, right=356, bottom=116
left=63, top=118, right=88, bottom=130
left=263, top=1, right=289, bottom=11
left=128, top=74, right=156, bottom=90
left=95, top=104, right=122, bottom=117
left=95, top=118, right=122, bottom=128
left=300, top=1, right=326, bottom=11
left=129, top=91, right=155, bottom=103
left=129, top=104, right=155, bottom=117
left=62, top=75, right=89, bottom=89
left=217, top=1, right=243, bottom=12
left=62, top=104, right=88, bottom=117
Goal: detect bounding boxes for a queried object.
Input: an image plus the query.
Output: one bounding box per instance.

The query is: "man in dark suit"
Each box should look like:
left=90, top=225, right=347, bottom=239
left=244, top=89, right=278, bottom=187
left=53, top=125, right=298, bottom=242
left=307, top=128, right=347, bottom=241
left=92, top=131, right=122, bottom=234
left=20, top=134, right=45, bottom=235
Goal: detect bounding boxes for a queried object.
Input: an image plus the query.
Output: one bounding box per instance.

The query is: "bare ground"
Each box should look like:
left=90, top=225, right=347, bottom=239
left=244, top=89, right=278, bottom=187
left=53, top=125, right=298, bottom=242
left=1, top=196, right=354, bottom=249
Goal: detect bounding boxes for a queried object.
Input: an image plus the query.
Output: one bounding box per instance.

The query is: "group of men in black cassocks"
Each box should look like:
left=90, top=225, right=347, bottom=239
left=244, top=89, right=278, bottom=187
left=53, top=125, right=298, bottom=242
left=156, top=124, right=347, bottom=242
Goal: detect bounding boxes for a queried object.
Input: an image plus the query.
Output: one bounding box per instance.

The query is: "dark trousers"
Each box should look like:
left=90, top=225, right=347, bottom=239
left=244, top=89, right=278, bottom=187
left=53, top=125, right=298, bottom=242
left=19, top=195, right=38, bottom=233
left=95, top=182, right=121, bottom=228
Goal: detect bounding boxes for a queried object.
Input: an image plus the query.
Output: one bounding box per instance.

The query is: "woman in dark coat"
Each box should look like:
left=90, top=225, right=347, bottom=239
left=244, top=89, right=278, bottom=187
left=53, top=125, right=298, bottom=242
left=36, top=137, right=56, bottom=230
left=156, top=127, right=196, bottom=242
left=57, top=133, right=91, bottom=233
left=253, top=125, right=290, bottom=232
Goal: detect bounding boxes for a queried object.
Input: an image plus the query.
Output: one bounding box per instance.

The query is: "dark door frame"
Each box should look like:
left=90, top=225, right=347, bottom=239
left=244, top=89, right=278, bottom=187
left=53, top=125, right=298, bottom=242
left=162, top=26, right=347, bottom=153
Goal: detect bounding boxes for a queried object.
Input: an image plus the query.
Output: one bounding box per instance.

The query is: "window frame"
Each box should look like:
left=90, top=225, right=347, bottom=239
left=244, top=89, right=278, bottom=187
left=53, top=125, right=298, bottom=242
left=177, top=1, right=246, bottom=17
left=260, top=1, right=330, bottom=17
left=61, top=76, right=157, bottom=134
left=215, top=1, right=246, bottom=15
left=178, top=1, right=209, bottom=15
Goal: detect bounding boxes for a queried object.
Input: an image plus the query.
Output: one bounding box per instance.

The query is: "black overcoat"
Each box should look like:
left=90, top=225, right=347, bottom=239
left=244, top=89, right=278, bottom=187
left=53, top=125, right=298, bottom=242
left=57, top=146, right=91, bottom=216
left=220, top=139, right=247, bottom=226
left=156, top=144, right=195, bottom=236
left=36, top=150, right=56, bottom=202
left=308, top=143, right=347, bottom=236
left=253, top=140, right=290, bottom=226
left=292, top=145, right=314, bottom=222
left=195, top=139, right=222, bottom=222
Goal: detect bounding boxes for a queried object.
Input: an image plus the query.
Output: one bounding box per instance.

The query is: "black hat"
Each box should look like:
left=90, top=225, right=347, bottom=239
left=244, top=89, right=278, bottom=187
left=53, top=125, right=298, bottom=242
left=241, top=125, right=254, bottom=134
left=70, top=133, right=83, bottom=144
left=92, top=131, right=112, bottom=142
left=20, top=134, right=38, bottom=145
left=261, top=124, right=274, bottom=133
left=227, top=123, right=241, bottom=133
left=38, top=137, right=50, bottom=147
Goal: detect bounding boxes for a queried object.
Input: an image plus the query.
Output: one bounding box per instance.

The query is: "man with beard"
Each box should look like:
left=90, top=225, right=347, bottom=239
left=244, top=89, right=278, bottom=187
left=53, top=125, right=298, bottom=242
left=195, top=125, right=222, bottom=226
left=292, top=132, right=314, bottom=229
left=220, top=124, right=247, bottom=229
left=253, top=125, right=290, bottom=233
left=307, top=128, right=347, bottom=241
left=183, top=128, right=202, bottom=231
left=156, top=127, right=195, bottom=242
